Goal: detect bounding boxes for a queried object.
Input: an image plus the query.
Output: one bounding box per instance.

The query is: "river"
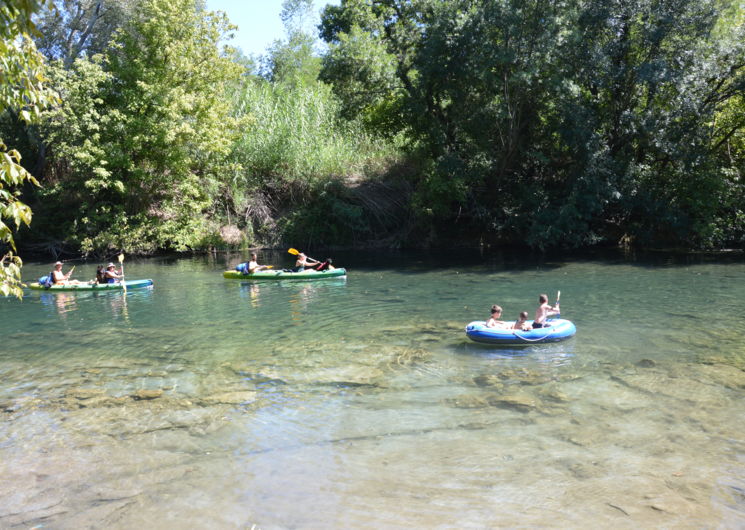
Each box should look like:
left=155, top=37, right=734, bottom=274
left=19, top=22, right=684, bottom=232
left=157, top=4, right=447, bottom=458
left=1, top=249, right=744, bottom=528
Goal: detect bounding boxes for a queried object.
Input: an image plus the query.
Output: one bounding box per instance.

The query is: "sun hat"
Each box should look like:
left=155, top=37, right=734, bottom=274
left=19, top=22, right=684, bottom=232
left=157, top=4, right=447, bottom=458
left=54, top=261, right=63, bottom=266
left=107, top=262, right=115, bottom=268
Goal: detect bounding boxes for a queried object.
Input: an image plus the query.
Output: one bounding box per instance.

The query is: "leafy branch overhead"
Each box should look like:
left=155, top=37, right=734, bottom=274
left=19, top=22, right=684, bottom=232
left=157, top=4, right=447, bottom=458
left=1, top=0, right=58, bottom=298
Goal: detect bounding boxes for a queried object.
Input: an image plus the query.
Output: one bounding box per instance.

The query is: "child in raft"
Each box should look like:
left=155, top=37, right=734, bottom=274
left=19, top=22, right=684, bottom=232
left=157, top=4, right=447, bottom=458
left=513, top=311, right=531, bottom=331
left=533, top=294, right=560, bottom=328
left=485, top=305, right=509, bottom=328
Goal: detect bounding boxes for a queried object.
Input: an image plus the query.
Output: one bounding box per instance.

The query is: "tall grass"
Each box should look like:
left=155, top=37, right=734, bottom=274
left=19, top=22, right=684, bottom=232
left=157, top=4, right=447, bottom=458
left=229, top=79, right=397, bottom=185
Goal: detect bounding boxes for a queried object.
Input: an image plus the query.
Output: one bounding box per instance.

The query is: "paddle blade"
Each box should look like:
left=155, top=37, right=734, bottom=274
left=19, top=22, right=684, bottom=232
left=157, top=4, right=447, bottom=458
left=288, top=248, right=300, bottom=255
left=118, top=253, right=125, bottom=263
left=557, top=290, right=560, bottom=302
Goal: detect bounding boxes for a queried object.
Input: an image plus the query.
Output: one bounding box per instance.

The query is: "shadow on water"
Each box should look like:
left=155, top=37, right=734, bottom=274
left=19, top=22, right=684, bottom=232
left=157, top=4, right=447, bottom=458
left=458, top=337, right=577, bottom=364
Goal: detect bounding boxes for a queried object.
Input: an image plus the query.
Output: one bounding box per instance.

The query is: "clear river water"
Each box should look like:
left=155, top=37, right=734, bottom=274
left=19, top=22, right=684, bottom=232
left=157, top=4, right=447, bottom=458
left=1, top=249, right=744, bottom=528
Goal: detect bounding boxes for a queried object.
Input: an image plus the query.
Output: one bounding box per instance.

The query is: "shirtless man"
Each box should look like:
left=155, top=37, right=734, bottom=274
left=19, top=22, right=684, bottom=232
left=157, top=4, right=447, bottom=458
left=533, top=294, right=559, bottom=328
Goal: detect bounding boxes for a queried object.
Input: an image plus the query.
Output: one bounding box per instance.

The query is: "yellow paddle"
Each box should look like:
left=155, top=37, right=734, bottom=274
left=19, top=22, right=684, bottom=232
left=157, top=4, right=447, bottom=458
left=287, top=248, right=319, bottom=264
left=118, top=253, right=126, bottom=293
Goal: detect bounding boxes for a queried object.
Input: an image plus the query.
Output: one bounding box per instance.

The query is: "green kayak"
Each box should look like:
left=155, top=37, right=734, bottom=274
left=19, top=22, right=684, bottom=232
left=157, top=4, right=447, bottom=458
left=223, top=268, right=347, bottom=281
left=28, top=279, right=154, bottom=291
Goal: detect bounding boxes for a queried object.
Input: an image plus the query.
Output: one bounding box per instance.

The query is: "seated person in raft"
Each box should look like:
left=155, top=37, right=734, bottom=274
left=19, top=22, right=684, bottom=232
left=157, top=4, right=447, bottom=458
left=485, top=305, right=510, bottom=328
left=513, top=311, right=531, bottom=331
left=103, top=262, right=124, bottom=283
left=51, top=261, right=81, bottom=285
left=533, top=294, right=560, bottom=328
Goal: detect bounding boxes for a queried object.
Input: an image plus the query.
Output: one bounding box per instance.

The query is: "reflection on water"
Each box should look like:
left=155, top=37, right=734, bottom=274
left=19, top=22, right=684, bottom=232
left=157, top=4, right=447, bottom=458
left=40, top=291, right=78, bottom=317
left=240, top=282, right=262, bottom=308
left=0, top=253, right=744, bottom=528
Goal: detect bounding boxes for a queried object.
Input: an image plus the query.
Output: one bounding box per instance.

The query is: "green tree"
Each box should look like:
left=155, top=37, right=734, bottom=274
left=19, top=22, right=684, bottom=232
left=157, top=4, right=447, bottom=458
left=36, top=0, right=243, bottom=254
left=320, top=0, right=745, bottom=249
left=1, top=0, right=57, bottom=297
left=34, top=0, right=136, bottom=66
left=263, top=0, right=321, bottom=88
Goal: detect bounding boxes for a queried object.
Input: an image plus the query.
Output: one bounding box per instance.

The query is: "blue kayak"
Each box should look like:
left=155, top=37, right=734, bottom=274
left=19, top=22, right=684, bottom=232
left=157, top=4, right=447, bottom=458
left=465, top=318, right=576, bottom=345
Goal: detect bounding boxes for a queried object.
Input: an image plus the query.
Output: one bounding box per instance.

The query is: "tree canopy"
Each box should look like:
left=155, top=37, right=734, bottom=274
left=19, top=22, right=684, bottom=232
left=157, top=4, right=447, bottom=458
left=320, top=0, right=745, bottom=248
left=2, top=0, right=744, bottom=273
left=1, top=0, right=58, bottom=297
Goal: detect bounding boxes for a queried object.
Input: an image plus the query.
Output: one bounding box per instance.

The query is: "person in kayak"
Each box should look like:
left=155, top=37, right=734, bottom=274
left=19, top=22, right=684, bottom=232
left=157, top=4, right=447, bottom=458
left=294, top=252, right=320, bottom=272
left=51, top=261, right=82, bottom=285
left=533, top=294, right=560, bottom=328
left=314, top=258, right=335, bottom=271
left=88, top=265, right=107, bottom=284
left=485, top=305, right=508, bottom=328
left=104, top=263, right=124, bottom=283
left=247, top=252, right=270, bottom=273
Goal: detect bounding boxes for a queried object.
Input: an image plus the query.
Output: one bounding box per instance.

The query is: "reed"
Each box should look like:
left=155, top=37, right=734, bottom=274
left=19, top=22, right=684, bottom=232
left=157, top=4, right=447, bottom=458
left=229, top=79, right=396, bottom=185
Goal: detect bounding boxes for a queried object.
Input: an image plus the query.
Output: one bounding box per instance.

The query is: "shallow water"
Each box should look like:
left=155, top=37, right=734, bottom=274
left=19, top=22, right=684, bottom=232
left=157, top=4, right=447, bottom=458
left=1, top=250, right=744, bottom=528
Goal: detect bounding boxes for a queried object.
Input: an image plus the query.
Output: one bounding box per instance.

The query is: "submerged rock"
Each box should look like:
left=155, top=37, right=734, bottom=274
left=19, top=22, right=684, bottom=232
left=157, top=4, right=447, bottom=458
left=66, top=388, right=106, bottom=400
left=447, top=395, right=490, bottom=409
left=301, top=365, right=384, bottom=387
left=537, top=386, right=570, bottom=403
left=473, top=374, right=503, bottom=387
left=132, top=389, right=163, bottom=400
left=387, top=347, right=432, bottom=367
left=199, top=391, right=257, bottom=406
left=487, top=393, right=539, bottom=412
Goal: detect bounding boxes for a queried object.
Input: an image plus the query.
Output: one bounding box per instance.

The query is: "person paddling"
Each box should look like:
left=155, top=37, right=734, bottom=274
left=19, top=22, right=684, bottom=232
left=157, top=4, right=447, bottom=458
left=295, top=252, right=320, bottom=272
left=104, top=263, right=124, bottom=283
left=247, top=252, right=270, bottom=273
left=51, top=261, right=80, bottom=285
left=533, top=294, right=560, bottom=328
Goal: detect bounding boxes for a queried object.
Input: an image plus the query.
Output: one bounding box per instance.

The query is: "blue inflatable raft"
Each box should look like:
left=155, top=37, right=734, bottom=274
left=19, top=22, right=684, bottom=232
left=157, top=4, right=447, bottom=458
left=465, top=318, right=576, bottom=345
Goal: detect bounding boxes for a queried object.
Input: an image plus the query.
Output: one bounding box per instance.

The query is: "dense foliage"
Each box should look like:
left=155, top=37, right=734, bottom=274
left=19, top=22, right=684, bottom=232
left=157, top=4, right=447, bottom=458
left=3, top=0, right=744, bottom=264
left=29, top=0, right=243, bottom=254
left=320, top=0, right=745, bottom=249
left=0, top=0, right=58, bottom=297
